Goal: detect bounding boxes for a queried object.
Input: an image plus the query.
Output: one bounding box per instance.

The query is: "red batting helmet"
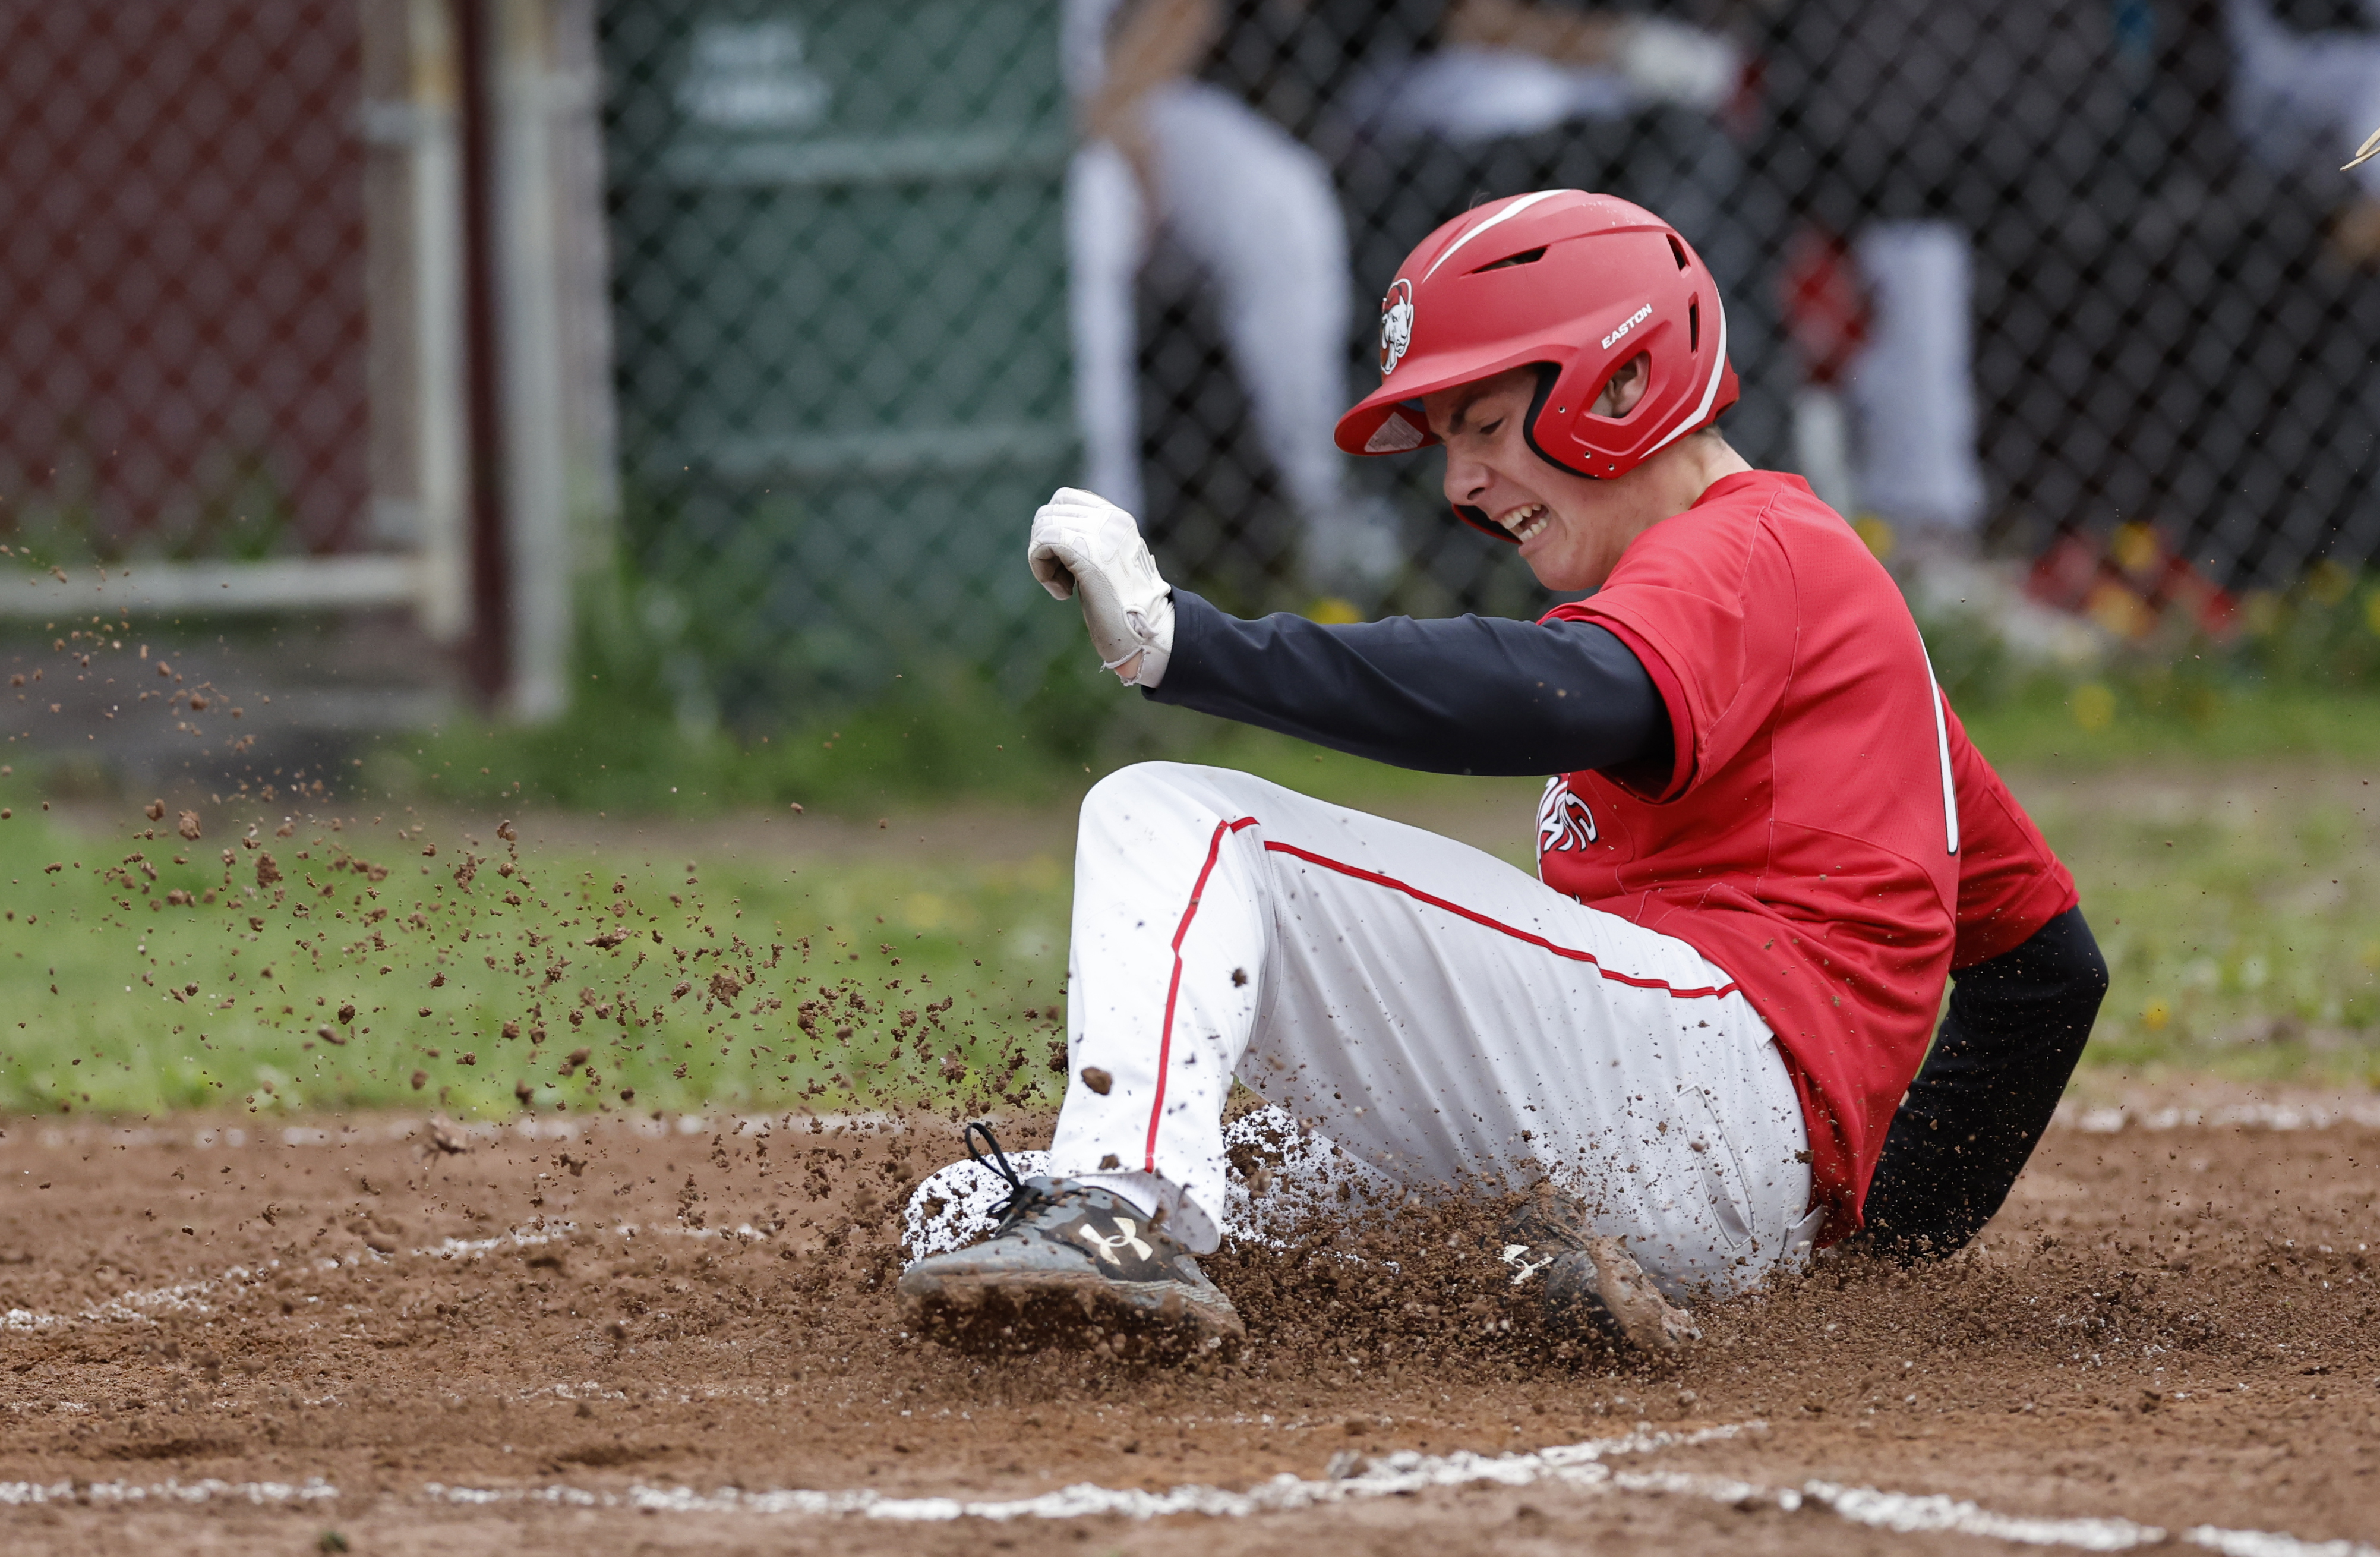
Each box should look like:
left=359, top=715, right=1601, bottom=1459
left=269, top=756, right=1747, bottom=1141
left=1335, top=191, right=1740, bottom=521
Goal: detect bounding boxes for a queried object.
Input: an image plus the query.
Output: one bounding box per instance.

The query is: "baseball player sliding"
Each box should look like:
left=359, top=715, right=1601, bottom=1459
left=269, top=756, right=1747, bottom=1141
left=899, top=191, right=2107, bottom=1359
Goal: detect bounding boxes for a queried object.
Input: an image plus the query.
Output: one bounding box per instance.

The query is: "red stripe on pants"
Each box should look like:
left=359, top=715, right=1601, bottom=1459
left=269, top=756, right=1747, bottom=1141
left=1143, top=815, right=1262, bottom=1171
left=1261, top=839, right=1743, bottom=999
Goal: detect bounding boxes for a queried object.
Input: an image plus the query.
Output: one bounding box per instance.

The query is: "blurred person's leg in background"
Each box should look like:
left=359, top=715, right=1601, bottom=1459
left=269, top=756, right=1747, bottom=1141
left=2226, top=0, right=2380, bottom=259
left=1762, top=0, right=2154, bottom=636
left=1062, top=0, right=1394, bottom=599
left=1068, top=138, right=1153, bottom=519
left=1139, top=83, right=1394, bottom=596
left=1845, top=222, right=1987, bottom=563
left=2214, top=0, right=2380, bottom=574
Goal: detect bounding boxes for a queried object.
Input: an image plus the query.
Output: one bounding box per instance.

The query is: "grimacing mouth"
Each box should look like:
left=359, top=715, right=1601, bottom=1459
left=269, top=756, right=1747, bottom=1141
left=1496, top=502, right=1551, bottom=543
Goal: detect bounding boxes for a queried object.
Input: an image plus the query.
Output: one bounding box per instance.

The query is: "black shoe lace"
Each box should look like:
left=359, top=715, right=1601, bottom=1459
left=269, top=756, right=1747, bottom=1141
left=964, top=1120, right=1046, bottom=1230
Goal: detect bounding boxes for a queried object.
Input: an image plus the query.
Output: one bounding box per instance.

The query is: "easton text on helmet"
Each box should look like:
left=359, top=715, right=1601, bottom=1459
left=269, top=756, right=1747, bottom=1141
left=1601, top=304, right=1653, bottom=352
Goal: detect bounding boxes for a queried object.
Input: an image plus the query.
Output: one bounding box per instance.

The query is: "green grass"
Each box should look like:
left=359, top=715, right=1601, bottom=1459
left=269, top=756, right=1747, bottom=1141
left=10, top=550, right=2379, bottom=1115
left=0, top=787, right=1077, bottom=1118
left=6, top=724, right=2379, bottom=1117
left=1958, top=682, right=2380, bottom=768
left=2017, top=764, right=2380, bottom=1086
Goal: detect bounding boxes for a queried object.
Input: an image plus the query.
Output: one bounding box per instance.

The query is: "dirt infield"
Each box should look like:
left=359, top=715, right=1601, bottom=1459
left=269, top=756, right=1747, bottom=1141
left=1, top=1083, right=2374, bottom=1555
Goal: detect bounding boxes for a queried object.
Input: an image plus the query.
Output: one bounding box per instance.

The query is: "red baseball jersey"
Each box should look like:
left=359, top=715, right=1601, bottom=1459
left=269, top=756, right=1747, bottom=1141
left=1538, top=470, right=2070, bottom=1237
left=1942, top=696, right=2078, bottom=970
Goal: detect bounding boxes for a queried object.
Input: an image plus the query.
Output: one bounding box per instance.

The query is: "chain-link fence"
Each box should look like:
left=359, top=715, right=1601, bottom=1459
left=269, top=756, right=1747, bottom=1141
left=5, top=3, right=2375, bottom=727
left=602, top=0, right=2380, bottom=721
left=0, top=1, right=371, bottom=563
left=0, top=0, right=614, bottom=729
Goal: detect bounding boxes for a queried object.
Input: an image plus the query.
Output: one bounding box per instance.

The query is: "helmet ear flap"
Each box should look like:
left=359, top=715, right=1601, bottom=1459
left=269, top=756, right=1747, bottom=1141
left=1522, top=362, right=1599, bottom=480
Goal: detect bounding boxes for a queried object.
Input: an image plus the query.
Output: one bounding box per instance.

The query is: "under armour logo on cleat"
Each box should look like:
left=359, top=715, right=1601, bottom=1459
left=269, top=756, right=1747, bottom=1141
left=1074, top=1217, right=1154, bottom=1265
left=1501, top=1243, right=1556, bottom=1285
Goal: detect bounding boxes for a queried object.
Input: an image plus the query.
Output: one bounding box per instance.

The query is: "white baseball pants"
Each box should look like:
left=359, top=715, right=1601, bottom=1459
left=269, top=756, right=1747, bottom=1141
left=1043, top=762, right=1818, bottom=1298
left=1846, top=221, right=1986, bottom=535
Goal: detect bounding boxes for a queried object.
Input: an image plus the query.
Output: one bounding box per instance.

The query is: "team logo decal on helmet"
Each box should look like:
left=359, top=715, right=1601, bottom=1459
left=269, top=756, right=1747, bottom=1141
left=1378, top=278, right=1415, bottom=377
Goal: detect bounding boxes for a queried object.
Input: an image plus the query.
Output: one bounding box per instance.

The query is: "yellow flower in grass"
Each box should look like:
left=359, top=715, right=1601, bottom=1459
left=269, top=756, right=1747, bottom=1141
left=2071, top=682, right=2117, bottom=732
left=2242, top=590, right=2283, bottom=636
left=2307, top=559, right=2355, bottom=605
left=2111, top=521, right=2160, bottom=575
left=2141, top=998, right=2172, bottom=1032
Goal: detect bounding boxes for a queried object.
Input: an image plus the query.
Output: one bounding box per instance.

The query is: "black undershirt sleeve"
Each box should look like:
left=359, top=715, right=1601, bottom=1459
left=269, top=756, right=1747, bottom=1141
left=1860, top=906, right=2110, bottom=1259
left=1145, top=588, right=1671, bottom=780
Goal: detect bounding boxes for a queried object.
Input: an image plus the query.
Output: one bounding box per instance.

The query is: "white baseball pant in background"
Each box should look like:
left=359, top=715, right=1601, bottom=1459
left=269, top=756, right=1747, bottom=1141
left=1011, top=762, right=1818, bottom=1300
left=1062, top=0, right=1358, bottom=546
left=2227, top=0, right=2380, bottom=201
left=1846, top=220, right=1987, bottom=537
left=1066, top=87, right=1355, bottom=534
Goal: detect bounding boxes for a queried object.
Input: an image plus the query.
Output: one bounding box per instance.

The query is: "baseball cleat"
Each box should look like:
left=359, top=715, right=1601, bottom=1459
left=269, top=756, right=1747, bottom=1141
left=1499, top=1185, right=1699, bottom=1357
left=897, top=1126, right=1243, bottom=1359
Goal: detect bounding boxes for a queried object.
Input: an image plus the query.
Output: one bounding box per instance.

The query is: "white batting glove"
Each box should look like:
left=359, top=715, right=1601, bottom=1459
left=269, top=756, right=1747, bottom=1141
left=1027, top=487, right=1175, bottom=688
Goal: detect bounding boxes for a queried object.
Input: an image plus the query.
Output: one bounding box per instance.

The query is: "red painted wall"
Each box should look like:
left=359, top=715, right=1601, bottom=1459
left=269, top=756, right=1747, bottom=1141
left=0, top=1, right=368, bottom=559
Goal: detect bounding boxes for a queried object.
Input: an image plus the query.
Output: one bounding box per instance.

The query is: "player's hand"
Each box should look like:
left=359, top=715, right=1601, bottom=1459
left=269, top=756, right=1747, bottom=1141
left=1027, top=487, right=1175, bottom=688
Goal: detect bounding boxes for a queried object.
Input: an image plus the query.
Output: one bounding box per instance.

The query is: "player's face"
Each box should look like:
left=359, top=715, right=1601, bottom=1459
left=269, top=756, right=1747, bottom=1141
left=1425, top=367, right=1668, bottom=592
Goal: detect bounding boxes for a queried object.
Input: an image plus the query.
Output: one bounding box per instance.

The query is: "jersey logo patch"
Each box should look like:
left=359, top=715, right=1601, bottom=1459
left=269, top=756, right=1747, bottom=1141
left=1535, top=776, right=1598, bottom=856
left=1379, top=278, right=1415, bottom=377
